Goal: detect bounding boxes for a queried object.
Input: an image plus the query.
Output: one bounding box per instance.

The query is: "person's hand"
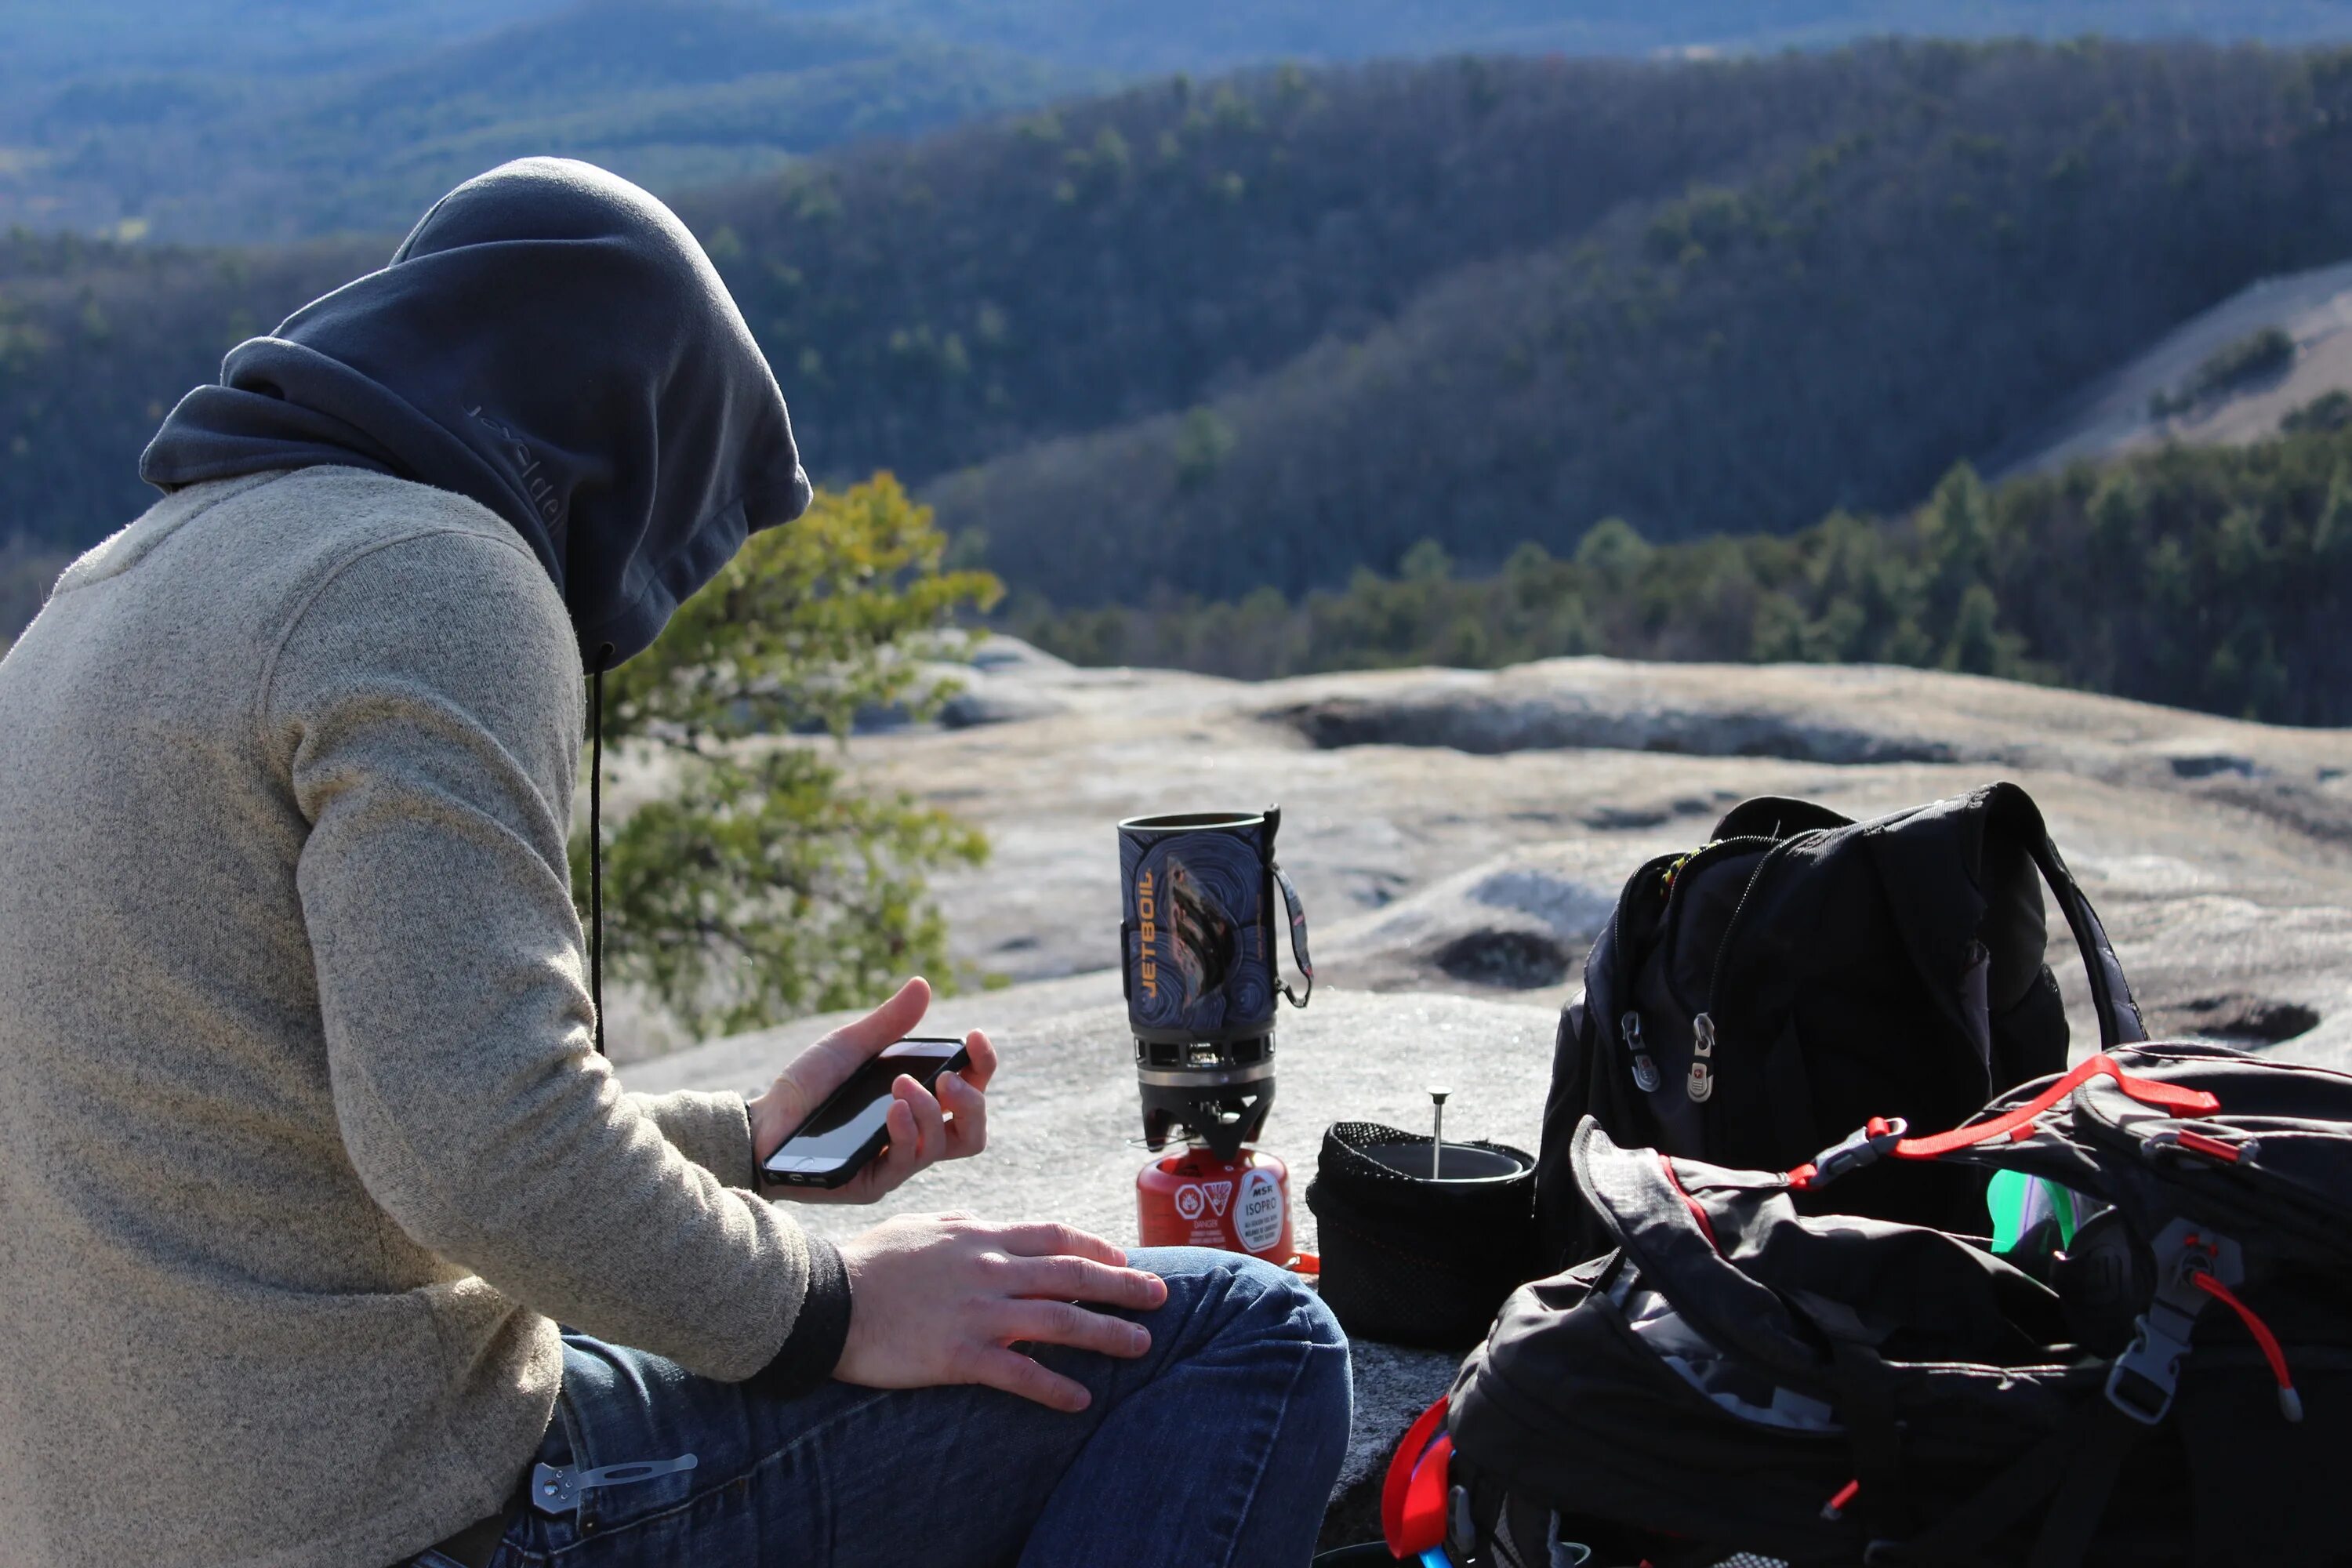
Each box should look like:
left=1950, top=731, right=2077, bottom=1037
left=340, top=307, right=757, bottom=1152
left=833, top=1213, right=1169, bottom=1411
left=747, top=977, right=996, bottom=1204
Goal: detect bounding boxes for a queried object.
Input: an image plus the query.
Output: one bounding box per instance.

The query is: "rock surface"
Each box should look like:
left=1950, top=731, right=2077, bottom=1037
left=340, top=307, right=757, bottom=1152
left=1987, top=255, right=2352, bottom=478
left=794, top=644, right=2352, bottom=1067
left=630, top=986, right=1551, bottom=1495
left=615, top=645, right=2352, bottom=1506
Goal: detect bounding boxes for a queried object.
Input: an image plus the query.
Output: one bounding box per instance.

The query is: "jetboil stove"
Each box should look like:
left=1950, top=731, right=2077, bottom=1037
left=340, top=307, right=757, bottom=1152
left=1116, top=808, right=1312, bottom=1261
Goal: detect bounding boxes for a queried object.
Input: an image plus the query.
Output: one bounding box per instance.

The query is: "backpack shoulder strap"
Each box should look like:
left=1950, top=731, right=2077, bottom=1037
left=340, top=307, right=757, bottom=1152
left=1860, top=783, right=2145, bottom=1051
left=1982, top=782, right=2147, bottom=1047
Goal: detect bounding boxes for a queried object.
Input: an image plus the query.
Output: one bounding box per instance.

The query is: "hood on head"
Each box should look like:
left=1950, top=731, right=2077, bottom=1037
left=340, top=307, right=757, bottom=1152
left=140, top=156, right=811, bottom=668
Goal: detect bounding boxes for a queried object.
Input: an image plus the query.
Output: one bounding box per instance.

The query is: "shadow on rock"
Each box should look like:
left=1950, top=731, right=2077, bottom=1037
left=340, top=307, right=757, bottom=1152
left=2149, top=993, right=2321, bottom=1046
left=1434, top=929, right=1574, bottom=989
left=1273, top=694, right=1958, bottom=764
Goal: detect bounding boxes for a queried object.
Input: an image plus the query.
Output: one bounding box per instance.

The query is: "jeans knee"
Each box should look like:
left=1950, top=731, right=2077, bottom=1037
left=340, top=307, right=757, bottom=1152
left=1130, top=1247, right=1352, bottom=1426
left=1235, top=1252, right=1346, bottom=1352
left=1134, top=1248, right=1338, bottom=1334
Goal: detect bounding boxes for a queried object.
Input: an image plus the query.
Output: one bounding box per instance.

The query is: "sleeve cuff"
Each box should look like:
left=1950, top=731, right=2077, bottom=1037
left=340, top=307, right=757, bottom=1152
left=746, top=1236, right=853, bottom=1398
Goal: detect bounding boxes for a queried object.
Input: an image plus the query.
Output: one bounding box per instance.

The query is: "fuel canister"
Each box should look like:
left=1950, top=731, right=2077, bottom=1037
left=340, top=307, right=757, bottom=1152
left=1136, top=1144, right=1294, bottom=1261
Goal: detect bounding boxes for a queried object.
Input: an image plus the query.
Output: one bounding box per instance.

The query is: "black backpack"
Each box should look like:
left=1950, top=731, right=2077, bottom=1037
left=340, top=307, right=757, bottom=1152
left=1400, top=1042, right=2352, bottom=1567
left=1534, top=782, right=2147, bottom=1268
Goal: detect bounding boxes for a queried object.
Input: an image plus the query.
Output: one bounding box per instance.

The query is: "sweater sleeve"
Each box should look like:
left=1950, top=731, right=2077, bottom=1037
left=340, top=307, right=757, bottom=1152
left=625, top=1087, right=760, bottom=1189
left=267, top=526, right=845, bottom=1382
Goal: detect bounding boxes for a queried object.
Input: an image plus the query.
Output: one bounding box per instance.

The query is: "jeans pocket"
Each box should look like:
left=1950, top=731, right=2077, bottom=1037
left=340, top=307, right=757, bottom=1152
left=539, top=1334, right=717, bottom=1535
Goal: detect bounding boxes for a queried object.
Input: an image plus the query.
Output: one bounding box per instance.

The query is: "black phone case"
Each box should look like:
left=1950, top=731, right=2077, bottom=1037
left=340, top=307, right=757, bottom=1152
left=762, top=1039, right=970, bottom=1189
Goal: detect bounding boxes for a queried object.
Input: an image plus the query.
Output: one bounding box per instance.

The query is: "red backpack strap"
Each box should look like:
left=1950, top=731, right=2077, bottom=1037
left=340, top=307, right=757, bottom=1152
left=1789, top=1053, right=2220, bottom=1189
left=1381, top=1396, right=1454, bottom=1558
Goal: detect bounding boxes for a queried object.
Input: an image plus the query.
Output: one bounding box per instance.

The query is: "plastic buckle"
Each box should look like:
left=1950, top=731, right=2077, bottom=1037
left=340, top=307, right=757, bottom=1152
left=2106, top=1308, right=2198, bottom=1425
left=1808, top=1118, right=1910, bottom=1185
left=1447, top=1485, right=1476, bottom=1559
left=2104, top=1218, right=2241, bottom=1425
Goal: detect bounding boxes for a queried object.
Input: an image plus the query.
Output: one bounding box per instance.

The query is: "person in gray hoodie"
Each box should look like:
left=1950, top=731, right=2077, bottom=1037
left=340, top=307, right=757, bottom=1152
left=0, top=158, right=1348, bottom=1568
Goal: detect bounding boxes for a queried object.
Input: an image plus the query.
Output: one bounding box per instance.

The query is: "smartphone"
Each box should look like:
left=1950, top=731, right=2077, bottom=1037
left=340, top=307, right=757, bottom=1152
left=759, top=1036, right=971, bottom=1189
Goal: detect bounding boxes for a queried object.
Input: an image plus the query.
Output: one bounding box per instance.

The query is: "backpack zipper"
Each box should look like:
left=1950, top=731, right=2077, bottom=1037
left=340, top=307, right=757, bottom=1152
left=1614, top=835, right=1774, bottom=1102
left=1621, top=1011, right=1662, bottom=1093
left=1602, top=851, right=1679, bottom=1097
left=1688, top=1010, right=1718, bottom=1103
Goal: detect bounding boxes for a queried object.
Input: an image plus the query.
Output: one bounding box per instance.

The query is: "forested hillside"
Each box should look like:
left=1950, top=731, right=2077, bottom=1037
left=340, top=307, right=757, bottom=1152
left=1019, top=415, right=2352, bottom=727
left=683, top=52, right=1897, bottom=491
left=7, top=47, right=1885, bottom=550
left=763, top=1, right=2352, bottom=70
left=0, top=230, right=381, bottom=550
left=925, top=42, right=2352, bottom=603
left=13, top=41, right=2352, bottom=642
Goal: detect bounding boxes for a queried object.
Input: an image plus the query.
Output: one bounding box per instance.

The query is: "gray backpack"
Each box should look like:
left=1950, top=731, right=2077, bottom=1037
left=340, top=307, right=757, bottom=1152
left=1406, top=1043, right=2350, bottom=1567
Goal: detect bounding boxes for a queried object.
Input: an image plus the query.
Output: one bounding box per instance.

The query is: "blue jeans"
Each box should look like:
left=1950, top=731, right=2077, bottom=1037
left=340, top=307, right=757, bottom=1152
left=418, top=1247, right=1352, bottom=1568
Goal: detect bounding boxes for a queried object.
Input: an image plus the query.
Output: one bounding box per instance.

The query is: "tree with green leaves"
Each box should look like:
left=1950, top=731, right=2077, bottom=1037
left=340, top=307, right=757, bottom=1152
left=1014, top=416, right=2352, bottom=726
left=572, top=474, right=1002, bottom=1041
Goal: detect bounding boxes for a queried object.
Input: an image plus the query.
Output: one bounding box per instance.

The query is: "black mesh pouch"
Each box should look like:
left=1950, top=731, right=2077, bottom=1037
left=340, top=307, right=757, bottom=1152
left=1306, top=1120, right=1538, bottom=1349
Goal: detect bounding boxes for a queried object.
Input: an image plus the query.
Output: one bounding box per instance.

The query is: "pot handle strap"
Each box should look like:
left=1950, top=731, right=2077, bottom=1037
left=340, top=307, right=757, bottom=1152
left=1273, top=861, right=1314, bottom=1008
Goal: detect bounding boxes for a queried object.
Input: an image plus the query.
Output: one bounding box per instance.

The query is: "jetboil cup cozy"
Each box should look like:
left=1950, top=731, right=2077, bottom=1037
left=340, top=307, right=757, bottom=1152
left=1117, top=808, right=1312, bottom=1045
left=1305, top=1121, right=1539, bottom=1348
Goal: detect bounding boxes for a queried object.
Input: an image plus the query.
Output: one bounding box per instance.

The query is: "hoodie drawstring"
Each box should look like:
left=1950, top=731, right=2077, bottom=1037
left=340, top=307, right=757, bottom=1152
left=590, top=655, right=608, bottom=1054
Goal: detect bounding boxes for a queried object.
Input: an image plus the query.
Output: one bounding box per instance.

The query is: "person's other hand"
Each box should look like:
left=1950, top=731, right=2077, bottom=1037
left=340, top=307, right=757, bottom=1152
left=833, top=1214, right=1169, bottom=1411
left=747, top=977, right=995, bottom=1204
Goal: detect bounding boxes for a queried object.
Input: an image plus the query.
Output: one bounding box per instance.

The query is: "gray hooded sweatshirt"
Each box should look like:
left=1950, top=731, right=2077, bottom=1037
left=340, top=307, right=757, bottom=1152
left=0, top=162, right=844, bottom=1568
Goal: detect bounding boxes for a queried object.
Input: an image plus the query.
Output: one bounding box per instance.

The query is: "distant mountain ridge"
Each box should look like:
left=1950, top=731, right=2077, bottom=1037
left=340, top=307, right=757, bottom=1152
left=13, top=0, right=2352, bottom=83
left=1, top=0, right=1089, bottom=242
left=11, top=2, right=2352, bottom=241
left=1, top=0, right=546, bottom=82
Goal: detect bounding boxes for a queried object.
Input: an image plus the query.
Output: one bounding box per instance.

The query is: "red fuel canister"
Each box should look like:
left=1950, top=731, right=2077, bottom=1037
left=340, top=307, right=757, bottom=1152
left=1136, top=1144, right=1294, bottom=1261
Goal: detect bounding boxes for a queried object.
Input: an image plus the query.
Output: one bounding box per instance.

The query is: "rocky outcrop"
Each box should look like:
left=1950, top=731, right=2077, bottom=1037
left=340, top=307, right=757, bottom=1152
left=793, top=649, right=2352, bottom=1066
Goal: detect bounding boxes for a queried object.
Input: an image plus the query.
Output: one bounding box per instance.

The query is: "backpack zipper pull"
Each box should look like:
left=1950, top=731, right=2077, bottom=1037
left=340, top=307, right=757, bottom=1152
left=1688, top=1011, right=1718, bottom=1104
left=1621, top=1011, right=1661, bottom=1093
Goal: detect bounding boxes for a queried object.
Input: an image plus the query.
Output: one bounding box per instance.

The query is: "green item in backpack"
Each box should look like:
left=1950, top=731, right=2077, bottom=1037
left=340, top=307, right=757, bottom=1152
left=1988, top=1167, right=2083, bottom=1254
